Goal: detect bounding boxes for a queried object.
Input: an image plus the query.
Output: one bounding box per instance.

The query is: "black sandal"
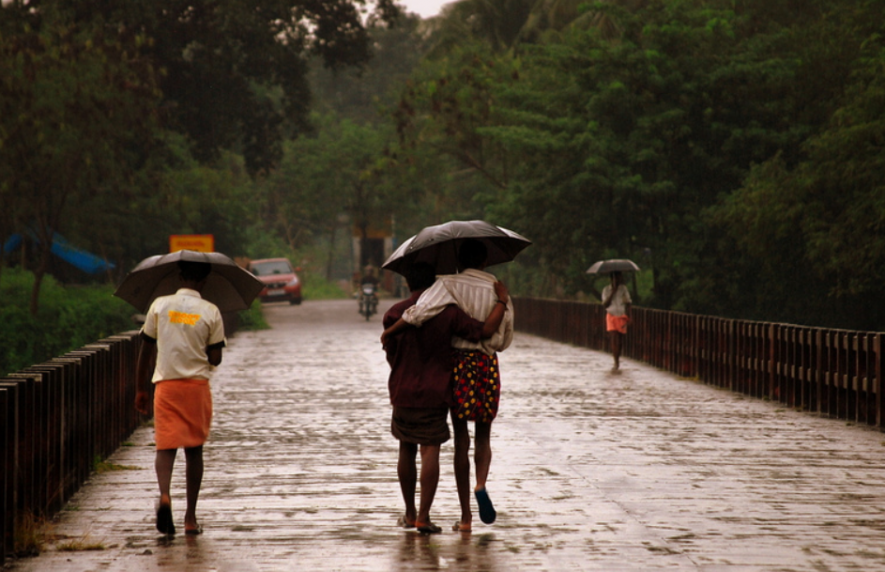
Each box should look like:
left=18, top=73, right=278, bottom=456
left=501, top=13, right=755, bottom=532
left=156, top=502, right=175, bottom=535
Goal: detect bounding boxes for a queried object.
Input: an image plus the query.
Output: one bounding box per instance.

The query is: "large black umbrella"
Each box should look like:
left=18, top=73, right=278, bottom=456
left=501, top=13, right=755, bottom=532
left=586, top=259, right=641, bottom=275
left=382, top=220, right=532, bottom=276
left=114, top=250, right=264, bottom=313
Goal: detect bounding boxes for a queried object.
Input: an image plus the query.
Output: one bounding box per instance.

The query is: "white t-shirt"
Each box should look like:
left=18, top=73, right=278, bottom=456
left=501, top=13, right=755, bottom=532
left=602, top=284, right=632, bottom=317
left=401, top=268, right=513, bottom=356
left=141, top=288, right=226, bottom=383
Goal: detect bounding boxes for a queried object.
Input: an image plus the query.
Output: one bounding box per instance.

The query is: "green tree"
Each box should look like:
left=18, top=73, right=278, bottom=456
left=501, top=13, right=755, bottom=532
left=518, top=0, right=650, bottom=44
left=0, top=7, right=161, bottom=313
left=262, top=114, right=416, bottom=276
left=707, top=33, right=885, bottom=329
left=425, top=0, right=535, bottom=55
left=394, top=43, right=521, bottom=194
left=459, top=0, right=866, bottom=306
left=309, top=7, right=429, bottom=125
left=19, top=0, right=399, bottom=175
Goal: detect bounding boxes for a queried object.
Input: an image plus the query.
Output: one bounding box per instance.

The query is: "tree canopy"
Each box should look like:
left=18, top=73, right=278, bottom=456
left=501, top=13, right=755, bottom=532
left=0, top=5, right=162, bottom=312
left=5, top=0, right=398, bottom=175
left=0, top=0, right=398, bottom=312
left=4, top=0, right=885, bottom=331
left=391, top=0, right=885, bottom=328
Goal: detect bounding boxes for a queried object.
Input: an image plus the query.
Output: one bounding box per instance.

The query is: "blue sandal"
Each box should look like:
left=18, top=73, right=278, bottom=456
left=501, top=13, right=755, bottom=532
left=475, top=487, right=497, bottom=524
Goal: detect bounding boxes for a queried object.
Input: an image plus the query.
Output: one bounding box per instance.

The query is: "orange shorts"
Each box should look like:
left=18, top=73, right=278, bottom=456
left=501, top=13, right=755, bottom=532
left=153, top=379, right=212, bottom=450
left=606, top=313, right=629, bottom=334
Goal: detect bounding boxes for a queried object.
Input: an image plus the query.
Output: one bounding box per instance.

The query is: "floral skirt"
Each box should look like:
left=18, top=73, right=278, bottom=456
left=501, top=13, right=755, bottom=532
left=452, top=350, right=501, bottom=423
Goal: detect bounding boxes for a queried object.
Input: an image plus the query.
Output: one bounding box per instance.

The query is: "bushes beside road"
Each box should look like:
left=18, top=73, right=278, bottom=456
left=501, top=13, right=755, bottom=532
left=236, top=299, right=269, bottom=331
left=0, top=268, right=274, bottom=377
left=0, top=268, right=134, bottom=377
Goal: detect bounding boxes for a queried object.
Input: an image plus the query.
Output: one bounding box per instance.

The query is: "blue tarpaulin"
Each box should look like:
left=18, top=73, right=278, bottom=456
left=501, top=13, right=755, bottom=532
left=2, top=233, right=115, bottom=274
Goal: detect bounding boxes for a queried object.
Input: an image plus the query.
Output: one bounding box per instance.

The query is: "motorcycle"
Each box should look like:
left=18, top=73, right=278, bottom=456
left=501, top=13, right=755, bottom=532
left=358, top=282, right=378, bottom=321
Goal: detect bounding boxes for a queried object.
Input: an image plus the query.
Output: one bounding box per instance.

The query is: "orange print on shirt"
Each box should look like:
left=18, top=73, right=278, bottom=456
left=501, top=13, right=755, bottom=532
left=168, top=310, right=201, bottom=326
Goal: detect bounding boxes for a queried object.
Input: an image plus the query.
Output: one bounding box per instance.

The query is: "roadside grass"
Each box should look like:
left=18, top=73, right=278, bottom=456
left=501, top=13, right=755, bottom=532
left=55, top=534, right=107, bottom=552
left=302, top=272, right=349, bottom=300
left=14, top=511, right=45, bottom=556
left=94, top=458, right=142, bottom=473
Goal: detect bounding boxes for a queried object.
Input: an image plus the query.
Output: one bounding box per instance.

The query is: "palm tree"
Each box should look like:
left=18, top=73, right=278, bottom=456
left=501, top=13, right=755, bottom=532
left=424, top=0, right=536, bottom=55
left=518, top=0, right=650, bottom=44
left=424, top=0, right=650, bottom=57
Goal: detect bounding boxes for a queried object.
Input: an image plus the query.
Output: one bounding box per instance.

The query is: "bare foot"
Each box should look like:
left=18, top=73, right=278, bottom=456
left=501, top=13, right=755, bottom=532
left=453, top=521, right=472, bottom=532
left=397, top=514, right=416, bottom=528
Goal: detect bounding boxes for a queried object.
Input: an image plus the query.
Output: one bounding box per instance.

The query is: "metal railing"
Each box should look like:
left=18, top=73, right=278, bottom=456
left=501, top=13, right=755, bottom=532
left=513, top=297, right=883, bottom=428
left=0, top=331, right=148, bottom=565
left=0, top=309, right=249, bottom=564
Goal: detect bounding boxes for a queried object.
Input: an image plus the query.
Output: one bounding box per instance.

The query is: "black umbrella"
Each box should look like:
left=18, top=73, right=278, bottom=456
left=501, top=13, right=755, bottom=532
left=114, top=250, right=264, bottom=313
left=382, top=220, right=531, bottom=276
left=586, top=259, right=641, bottom=275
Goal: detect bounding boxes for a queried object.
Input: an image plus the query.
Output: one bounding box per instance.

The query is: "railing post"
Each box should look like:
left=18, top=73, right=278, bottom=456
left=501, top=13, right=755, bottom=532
left=877, top=333, right=883, bottom=429
left=769, top=323, right=776, bottom=402
left=0, top=380, right=20, bottom=562
left=726, top=319, right=735, bottom=392
left=0, top=386, right=9, bottom=566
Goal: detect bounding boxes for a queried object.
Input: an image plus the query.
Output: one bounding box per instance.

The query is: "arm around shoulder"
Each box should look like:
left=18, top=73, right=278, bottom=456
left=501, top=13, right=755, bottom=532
left=401, top=280, right=453, bottom=326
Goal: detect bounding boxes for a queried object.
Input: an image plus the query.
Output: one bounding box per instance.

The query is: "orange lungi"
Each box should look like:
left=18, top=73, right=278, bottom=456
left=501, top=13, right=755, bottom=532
left=606, top=313, right=629, bottom=334
left=153, top=379, right=212, bottom=450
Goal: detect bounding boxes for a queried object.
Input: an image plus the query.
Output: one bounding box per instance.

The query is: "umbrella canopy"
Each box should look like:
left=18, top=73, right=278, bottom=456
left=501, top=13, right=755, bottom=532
left=382, top=220, right=531, bottom=276
left=114, top=250, right=264, bottom=313
left=586, top=259, right=641, bottom=275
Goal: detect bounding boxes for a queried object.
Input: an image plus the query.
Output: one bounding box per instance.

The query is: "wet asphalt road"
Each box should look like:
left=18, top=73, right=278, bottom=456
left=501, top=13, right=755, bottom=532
left=10, top=299, right=885, bottom=571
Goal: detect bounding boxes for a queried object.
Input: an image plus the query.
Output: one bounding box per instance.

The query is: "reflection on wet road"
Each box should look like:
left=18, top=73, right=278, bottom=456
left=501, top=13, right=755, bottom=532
left=13, top=300, right=885, bottom=571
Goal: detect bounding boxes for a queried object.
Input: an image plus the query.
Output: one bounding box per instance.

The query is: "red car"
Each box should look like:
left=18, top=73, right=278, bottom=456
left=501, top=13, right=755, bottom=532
left=248, top=258, right=302, bottom=305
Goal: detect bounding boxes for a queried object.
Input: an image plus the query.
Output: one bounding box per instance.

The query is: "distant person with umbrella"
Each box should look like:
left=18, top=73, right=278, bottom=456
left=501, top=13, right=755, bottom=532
left=134, top=260, right=226, bottom=536
left=601, top=271, right=632, bottom=371
left=587, top=259, right=639, bottom=372
left=383, top=238, right=514, bottom=532
left=382, top=262, right=509, bottom=534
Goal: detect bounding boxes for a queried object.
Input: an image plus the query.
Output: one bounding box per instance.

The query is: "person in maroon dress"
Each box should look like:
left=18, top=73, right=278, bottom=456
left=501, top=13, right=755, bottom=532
left=382, top=262, right=509, bottom=534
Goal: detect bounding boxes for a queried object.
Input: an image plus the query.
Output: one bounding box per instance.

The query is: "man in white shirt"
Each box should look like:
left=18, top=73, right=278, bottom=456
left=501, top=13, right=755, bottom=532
left=135, top=260, right=225, bottom=536
left=383, top=239, right=513, bottom=531
left=601, top=271, right=632, bottom=371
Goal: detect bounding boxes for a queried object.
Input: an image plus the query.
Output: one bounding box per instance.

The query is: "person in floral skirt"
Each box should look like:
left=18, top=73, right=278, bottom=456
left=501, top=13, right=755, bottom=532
left=388, top=240, right=513, bottom=532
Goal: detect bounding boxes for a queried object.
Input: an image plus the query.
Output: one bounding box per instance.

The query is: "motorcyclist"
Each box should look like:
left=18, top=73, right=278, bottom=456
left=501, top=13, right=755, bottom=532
left=361, top=266, right=380, bottom=289
left=359, top=266, right=380, bottom=317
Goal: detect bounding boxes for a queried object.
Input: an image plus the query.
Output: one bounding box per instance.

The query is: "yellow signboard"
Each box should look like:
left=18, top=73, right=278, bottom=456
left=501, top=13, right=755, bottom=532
left=169, top=234, right=215, bottom=253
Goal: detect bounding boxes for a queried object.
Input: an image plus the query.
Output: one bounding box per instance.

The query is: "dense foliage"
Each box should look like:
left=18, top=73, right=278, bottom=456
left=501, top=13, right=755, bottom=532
left=0, top=268, right=135, bottom=376
left=0, top=0, right=396, bottom=312
left=3, top=0, right=885, bottom=333
left=0, top=269, right=275, bottom=376
left=392, top=0, right=885, bottom=329
left=7, top=0, right=399, bottom=175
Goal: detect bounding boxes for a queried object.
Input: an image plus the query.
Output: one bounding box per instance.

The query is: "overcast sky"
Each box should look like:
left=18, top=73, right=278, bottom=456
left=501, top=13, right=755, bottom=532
left=397, top=0, right=452, bottom=18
